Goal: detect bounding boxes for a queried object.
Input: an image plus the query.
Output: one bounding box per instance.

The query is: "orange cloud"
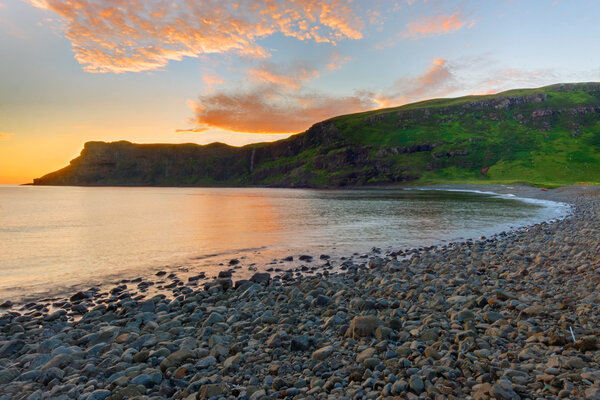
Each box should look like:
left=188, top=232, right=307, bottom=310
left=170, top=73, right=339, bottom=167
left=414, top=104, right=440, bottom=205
left=417, top=58, right=452, bottom=87
left=185, top=56, right=561, bottom=135
left=27, top=0, right=364, bottom=74
left=0, top=132, right=14, bottom=141
left=185, top=57, right=461, bottom=134
left=186, top=84, right=375, bottom=134
left=404, top=13, right=473, bottom=38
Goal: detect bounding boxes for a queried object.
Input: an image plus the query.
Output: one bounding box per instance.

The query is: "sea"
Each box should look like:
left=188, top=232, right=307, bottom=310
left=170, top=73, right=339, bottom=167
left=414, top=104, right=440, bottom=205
left=0, top=185, right=570, bottom=302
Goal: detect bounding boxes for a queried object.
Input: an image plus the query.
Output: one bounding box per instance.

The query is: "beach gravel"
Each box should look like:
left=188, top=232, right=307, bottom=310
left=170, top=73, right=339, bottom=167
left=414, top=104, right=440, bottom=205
left=0, top=185, right=599, bottom=399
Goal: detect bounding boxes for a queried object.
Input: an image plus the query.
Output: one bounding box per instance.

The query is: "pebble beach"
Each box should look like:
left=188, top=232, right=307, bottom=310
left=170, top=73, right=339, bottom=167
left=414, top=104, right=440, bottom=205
left=1, top=185, right=599, bottom=400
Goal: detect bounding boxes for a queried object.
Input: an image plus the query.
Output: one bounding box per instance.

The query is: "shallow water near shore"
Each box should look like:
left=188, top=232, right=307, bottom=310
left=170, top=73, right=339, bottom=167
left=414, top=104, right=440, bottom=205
left=0, top=185, right=569, bottom=302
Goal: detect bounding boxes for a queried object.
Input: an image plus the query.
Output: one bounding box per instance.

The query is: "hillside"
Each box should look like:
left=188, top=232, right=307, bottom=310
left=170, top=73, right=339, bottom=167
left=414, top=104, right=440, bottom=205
left=33, top=82, right=600, bottom=187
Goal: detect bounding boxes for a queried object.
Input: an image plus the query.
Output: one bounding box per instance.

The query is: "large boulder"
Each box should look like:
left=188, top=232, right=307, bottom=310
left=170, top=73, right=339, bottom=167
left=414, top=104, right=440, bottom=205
left=160, top=349, right=196, bottom=372
left=312, top=346, right=334, bottom=361
left=250, top=273, right=271, bottom=284
left=0, top=339, right=25, bottom=357
left=491, top=379, right=520, bottom=400
left=346, top=315, right=382, bottom=338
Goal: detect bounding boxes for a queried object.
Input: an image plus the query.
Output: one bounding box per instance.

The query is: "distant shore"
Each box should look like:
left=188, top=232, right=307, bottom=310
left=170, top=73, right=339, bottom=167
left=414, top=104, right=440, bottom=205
left=1, top=184, right=599, bottom=399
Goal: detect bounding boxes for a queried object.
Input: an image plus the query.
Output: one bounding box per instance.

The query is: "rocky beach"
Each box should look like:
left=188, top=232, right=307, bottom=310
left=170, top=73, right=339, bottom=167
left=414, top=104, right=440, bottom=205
left=1, top=185, right=599, bottom=400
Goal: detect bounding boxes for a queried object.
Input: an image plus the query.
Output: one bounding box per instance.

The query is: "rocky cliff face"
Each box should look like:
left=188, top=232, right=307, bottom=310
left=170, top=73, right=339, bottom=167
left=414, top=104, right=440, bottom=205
left=33, top=122, right=347, bottom=186
left=34, top=83, right=600, bottom=187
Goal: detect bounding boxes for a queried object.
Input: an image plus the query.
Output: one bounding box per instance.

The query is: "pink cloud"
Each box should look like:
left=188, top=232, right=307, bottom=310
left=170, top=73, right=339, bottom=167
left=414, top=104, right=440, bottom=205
left=245, top=52, right=350, bottom=90
left=326, top=52, right=352, bottom=71
left=371, top=58, right=558, bottom=107
left=182, top=57, right=562, bottom=135
left=404, top=12, right=473, bottom=38
left=372, top=58, right=458, bottom=107
left=185, top=84, right=375, bottom=134
left=469, top=68, right=557, bottom=95
left=0, top=12, right=26, bottom=39
left=28, top=0, right=365, bottom=73
left=183, top=57, right=463, bottom=134
left=248, top=62, right=320, bottom=89
left=202, top=75, right=225, bottom=91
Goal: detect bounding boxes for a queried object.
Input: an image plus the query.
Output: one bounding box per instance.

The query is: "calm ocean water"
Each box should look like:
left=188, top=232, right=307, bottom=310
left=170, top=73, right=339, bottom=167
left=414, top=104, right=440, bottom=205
left=0, top=185, right=568, bottom=302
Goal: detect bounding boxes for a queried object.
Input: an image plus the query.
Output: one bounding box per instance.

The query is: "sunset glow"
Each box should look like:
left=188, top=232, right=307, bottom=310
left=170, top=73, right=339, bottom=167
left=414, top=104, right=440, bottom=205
left=1, top=0, right=599, bottom=183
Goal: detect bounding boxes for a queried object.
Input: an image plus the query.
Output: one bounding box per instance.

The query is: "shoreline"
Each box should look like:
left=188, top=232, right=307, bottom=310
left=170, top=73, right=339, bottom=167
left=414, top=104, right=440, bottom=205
left=0, top=184, right=571, bottom=307
left=1, top=184, right=599, bottom=399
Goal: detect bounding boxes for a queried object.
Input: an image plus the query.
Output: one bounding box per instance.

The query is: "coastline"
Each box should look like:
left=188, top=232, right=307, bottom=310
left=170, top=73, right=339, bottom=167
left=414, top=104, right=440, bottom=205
left=1, top=184, right=599, bottom=399
left=0, top=184, right=571, bottom=306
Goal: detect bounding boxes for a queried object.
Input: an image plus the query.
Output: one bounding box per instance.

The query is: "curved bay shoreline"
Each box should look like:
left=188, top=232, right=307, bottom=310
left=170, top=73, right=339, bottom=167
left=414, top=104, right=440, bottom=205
left=1, top=184, right=599, bottom=400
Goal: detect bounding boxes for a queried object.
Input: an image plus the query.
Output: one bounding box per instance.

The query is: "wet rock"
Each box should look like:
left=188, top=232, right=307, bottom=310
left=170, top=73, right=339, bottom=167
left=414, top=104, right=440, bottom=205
left=347, top=315, right=382, bottom=338
left=369, top=257, right=385, bottom=269
left=584, top=387, right=600, bottom=400
left=266, top=332, right=284, bottom=348
left=409, top=375, right=424, bottom=394
left=218, top=270, right=232, bottom=278
left=109, top=385, right=144, bottom=400
left=454, top=309, right=476, bottom=322
left=249, top=389, right=266, bottom=400
left=223, top=354, right=242, bottom=370
left=574, top=336, right=599, bottom=352
left=197, top=383, right=224, bottom=399
left=69, top=291, right=92, bottom=302
left=355, top=347, right=375, bottom=362
left=483, top=311, right=505, bottom=323
left=0, top=369, right=19, bottom=384
left=424, top=346, right=442, bottom=360
left=216, top=278, right=233, bottom=291
left=312, top=294, right=330, bottom=307
left=196, top=356, right=217, bottom=368
left=131, top=373, right=157, bottom=388
left=312, top=345, right=334, bottom=361
left=160, top=349, right=195, bottom=372
left=272, top=377, right=287, bottom=390
left=391, top=379, right=408, bottom=395
left=290, top=335, right=313, bottom=351
left=0, top=339, right=24, bottom=357
left=419, top=329, right=439, bottom=342
left=491, top=379, right=520, bottom=400
left=133, top=350, right=150, bottom=363
left=203, top=312, right=224, bottom=327
left=250, top=273, right=271, bottom=284
left=88, top=390, right=111, bottom=400
left=363, top=357, right=380, bottom=369
left=472, top=382, right=492, bottom=399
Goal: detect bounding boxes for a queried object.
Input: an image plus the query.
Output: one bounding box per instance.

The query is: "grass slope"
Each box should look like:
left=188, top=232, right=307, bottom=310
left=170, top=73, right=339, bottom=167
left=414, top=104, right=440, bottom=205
left=276, top=83, right=600, bottom=187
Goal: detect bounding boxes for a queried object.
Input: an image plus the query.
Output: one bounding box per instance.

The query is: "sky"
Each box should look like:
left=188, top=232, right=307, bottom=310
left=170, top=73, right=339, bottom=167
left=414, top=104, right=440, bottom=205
left=1, top=0, right=599, bottom=184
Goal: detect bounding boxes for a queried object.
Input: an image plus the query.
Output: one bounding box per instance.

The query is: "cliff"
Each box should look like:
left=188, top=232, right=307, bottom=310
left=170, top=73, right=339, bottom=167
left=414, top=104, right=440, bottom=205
left=34, top=83, right=600, bottom=187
